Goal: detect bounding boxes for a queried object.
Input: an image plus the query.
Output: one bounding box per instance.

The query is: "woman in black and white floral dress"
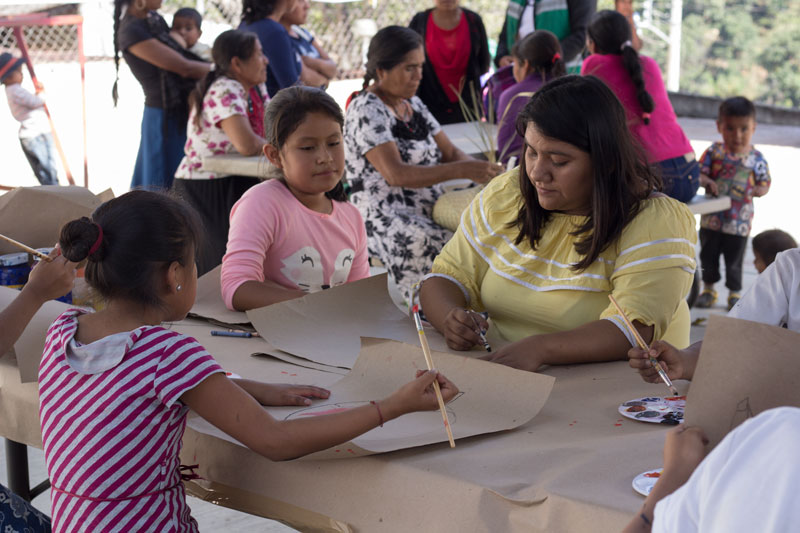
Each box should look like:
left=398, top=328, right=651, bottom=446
left=344, top=25, right=502, bottom=303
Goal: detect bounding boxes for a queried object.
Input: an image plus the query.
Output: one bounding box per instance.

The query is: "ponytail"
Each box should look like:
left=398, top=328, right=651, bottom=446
left=512, top=30, right=566, bottom=81
left=587, top=10, right=654, bottom=124
left=112, top=0, right=130, bottom=106
left=192, top=30, right=259, bottom=127
left=620, top=42, right=654, bottom=124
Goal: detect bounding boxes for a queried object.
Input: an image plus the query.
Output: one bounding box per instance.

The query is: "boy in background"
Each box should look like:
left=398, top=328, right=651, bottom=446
left=172, top=7, right=212, bottom=61
left=697, top=96, right=770, bottom=310
left=1, top=52, right=58, bottom=185
left=752, top=229, right=796, bottom=274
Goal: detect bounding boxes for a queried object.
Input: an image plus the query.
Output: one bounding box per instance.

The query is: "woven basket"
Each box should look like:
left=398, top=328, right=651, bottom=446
left=433, top=186, right=482, bottom=232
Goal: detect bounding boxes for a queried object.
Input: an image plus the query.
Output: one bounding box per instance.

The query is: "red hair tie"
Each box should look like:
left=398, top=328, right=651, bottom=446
left=642, top=112, right=652, bottom=120
left=88, top=223, right=103, bottom=258
left=552, top=52, right=561, bottom=63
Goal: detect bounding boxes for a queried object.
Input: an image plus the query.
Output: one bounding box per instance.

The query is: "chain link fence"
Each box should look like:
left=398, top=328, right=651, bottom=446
left=0, top=4, right=82, bottom=62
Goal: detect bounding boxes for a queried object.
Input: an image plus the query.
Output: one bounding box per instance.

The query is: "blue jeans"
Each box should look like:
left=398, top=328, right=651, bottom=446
left=20, top=133, right=58, bottom=186
left=657, top=154, right=700, bottom=203
left=130, top=106, right=186, bottom=191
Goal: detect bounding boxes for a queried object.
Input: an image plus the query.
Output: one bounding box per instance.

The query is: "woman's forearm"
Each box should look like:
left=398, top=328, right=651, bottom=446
left=419, top=276, right=469, bottom=333
left=536, top=319, right=654, bottom=366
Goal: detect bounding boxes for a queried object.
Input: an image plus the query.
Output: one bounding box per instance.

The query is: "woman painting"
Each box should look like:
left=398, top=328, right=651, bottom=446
left=420, top=75, right=697, bottom=371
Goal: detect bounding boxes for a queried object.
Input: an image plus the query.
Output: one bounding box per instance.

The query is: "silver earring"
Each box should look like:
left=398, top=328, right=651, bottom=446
left=176, top=284, right=182, bottom=292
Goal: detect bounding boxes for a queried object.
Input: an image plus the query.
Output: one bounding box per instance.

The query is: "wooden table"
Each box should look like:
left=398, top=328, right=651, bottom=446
left=201, top=122, right=500, bottom=178
left=686, top=194, right=731, bottom=216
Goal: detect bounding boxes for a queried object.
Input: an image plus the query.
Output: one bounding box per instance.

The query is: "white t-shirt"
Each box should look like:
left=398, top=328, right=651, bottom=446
left=728, top=248, right=800, bottom=331
left=653, top=407, right=800, bottom=533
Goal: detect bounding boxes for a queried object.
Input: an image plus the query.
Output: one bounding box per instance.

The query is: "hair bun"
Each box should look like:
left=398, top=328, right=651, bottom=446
left=59, top=216, right=103, bottom=262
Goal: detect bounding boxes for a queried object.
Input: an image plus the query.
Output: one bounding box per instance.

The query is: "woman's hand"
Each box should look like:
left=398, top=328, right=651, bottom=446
left=460, top=160, right=504, bottom=184
left=480, top=337, right=544, bottom=372
left=383, top=370, right=459, bottom=417
left=628, top=340, right=698, bottom=382
left=441, top=307, right=487, bottom=350
left=237, top=380, right=331, bottom=406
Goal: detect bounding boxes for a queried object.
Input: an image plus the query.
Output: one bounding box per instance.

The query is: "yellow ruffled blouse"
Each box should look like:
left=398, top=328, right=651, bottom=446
left=428, top=170, right=698, bottom=348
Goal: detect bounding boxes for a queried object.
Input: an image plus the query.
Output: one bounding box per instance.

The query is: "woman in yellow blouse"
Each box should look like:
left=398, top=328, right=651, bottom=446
left=419, top=75, right=697, bottom=372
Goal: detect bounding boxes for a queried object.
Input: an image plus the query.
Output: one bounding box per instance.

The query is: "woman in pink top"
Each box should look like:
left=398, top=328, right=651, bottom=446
left=221, top=87, right=371, bottom=311
left=582, top=10, right=699, bottom=203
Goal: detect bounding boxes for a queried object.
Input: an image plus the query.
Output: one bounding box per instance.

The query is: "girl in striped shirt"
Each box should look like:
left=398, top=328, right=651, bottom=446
left=39, top=190, right=458, bottom=533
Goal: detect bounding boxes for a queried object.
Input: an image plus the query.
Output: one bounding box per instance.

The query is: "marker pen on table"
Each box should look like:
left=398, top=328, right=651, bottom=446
left=210, top=330, right=259, bottom=338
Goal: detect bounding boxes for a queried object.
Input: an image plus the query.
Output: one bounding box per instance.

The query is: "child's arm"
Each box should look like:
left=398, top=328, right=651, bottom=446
left=0, top=248, right=76, bottom=356
left=8, top=84, right=46, bottom=110
left=231, top=379, right=331, bottom=406
left=699, top=173, right=718, bottom=196
left=231, top=279, right=306, bottom=310
left=181, top=369, right=458, bottom=461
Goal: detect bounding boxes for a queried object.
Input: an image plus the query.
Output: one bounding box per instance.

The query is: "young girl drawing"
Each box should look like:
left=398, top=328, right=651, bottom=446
left=221, top=86, right=371, bottom=311
left=40, top=190, right=458, bottom=531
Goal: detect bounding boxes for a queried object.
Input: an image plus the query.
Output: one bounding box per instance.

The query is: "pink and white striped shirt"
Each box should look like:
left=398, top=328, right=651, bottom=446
left=39, top=309, right=223, bottom=533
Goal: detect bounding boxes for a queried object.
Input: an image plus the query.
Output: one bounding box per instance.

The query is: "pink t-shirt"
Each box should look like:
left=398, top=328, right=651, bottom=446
left=221, top=179, right=371, bottom=309
left=39, top=309, right=223, bottom=532
left=581, top=54, right=693, bottom=163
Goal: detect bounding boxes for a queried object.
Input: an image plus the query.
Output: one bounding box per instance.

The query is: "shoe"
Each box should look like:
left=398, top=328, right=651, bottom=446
left=727, top=293, right=741, bottom=311
left=695, top=289, right=717, bottom=308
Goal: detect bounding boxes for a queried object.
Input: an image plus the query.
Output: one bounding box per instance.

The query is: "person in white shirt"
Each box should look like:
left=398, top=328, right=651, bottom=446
left=628, top=247, right=800, bottom=382
left=1, top=52, right=58, bottom=185
left=624, top=407, right=800, bottom=533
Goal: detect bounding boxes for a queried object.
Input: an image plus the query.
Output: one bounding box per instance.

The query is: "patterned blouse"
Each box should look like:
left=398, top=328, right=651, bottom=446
left=174, top=76, right=266, bottom=180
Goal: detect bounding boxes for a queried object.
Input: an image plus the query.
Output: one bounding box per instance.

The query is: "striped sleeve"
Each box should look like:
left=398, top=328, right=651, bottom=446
left=152, top=331, right=224, bottom=407
left=600, top=197, right=697, bottom=342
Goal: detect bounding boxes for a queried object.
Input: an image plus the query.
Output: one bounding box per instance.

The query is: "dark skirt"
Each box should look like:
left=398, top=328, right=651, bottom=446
left=130, top=106, right=186, bottom=191
left=173, top=175, right=261, bottom=276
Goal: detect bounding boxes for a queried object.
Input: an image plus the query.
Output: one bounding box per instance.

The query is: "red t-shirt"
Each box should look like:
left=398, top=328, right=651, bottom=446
left=426, top=12, right=470, bottom=103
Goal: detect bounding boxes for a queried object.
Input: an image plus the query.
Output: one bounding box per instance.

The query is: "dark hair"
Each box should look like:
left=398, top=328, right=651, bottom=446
left=587, top=10, right=654, bottom=125
left=513, top=75, right=660, bottom=271
left=752, top=229, right=797, bottom=267
left=173, top=7, right=203, bottom=28
left=264, top=86, right=347, bottom=202
left=112, top=0, right=134, bottom=106
left=362, top=25, right=423, bottom=90
left=59, top=190, right=202, bottom=308
left=191, top=30, right=259, bottom=127
left=719, top=96, right=756, bottom=120
left=511, top=30, right=566, bottom=79
left=241, top=0, right=280, bottom=25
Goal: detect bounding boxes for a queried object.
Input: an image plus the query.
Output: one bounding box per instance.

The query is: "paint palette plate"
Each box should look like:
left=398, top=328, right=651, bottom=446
left=224, top=371, right=242, bottom=379
left=632, top=468, right=663, bottom=496
left=618, top=396, right=686, bottom=425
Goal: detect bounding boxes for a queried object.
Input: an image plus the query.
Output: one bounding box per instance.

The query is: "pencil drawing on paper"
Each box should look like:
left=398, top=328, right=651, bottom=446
left=729, top=396, right=754, bottom=431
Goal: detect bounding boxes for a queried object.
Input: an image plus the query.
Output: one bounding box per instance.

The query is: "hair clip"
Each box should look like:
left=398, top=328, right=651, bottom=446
left=552, top=52, right=561, bottom=63
left=620, top=40, right=633, bottom=51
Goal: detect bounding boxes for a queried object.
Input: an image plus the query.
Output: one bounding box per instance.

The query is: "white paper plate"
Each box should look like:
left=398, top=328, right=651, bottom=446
left=632, top=468, right=663, bottom=496
left=618, top=396, right=685, bottom=425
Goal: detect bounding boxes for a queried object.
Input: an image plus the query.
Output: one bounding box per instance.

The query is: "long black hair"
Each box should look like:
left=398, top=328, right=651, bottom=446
left=264, top=86, right=347, bottom=201
left=191, top=30, right=259, bottom=128
left=362, top=26, right=423, bottom=90
left=587, top=10, right=654, bottom=125
left=511, top=30, right=566, bottom=80
left=59, top=190, right=202, bottom=308
left=112, top=0, right=133, bottom=106
left=241, top=0, right=281, bottom=25
left=513, top=75, right=660, bottom=271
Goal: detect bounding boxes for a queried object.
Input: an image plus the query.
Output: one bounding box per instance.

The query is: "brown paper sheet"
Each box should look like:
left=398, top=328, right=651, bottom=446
left=0, top=186, right=103, bottom=253
left=0, top=286, right=71, bottom=382
left=188, top=337, right=554, bottom=458
left=684, top=315, right=800, bottom=449
left=247, top=273, right=462, bottom=369
left=188, top=265, right=250, bottom=326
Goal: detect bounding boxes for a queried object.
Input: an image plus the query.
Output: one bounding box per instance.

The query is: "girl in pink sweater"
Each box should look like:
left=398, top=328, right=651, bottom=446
left=221, top=87, right=371, bottom=310
left=582, top=10, right=699, bottom=203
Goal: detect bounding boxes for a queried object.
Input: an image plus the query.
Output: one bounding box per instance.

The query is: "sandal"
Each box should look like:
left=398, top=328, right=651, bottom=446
left=695, top=289, right=717, bottom=308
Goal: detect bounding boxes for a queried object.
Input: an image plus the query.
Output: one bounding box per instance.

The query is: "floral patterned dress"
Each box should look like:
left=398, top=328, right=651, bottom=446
left=175, top=76, right=266, bottom=180
left=344, top=91, right=453, bottom=302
